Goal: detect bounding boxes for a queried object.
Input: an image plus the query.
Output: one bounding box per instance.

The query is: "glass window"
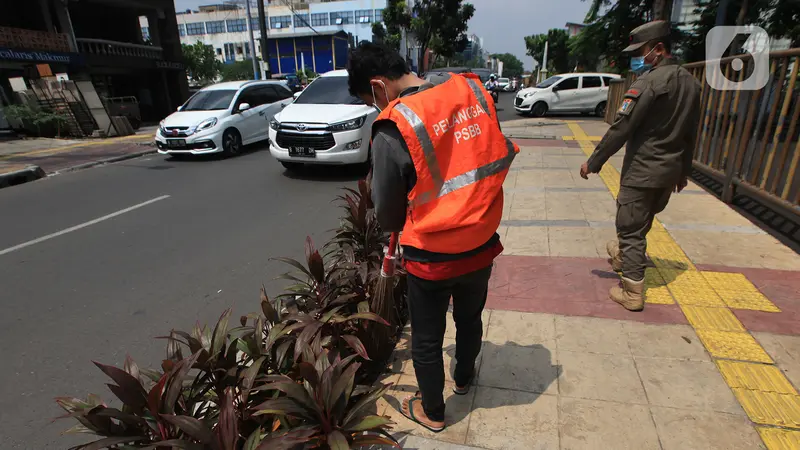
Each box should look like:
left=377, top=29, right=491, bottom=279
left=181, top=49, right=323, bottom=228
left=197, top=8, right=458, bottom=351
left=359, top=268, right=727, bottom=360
left=581, top=76, right=602, bottom=88
left=536, top=75, right=561, bottom=88
left=374, top=9, right=383, bottom=22
left=270, top=15, right=292, bottom=29
left=294, top=13, right=310, bottom=28
left=141, top=27, right=149, bottom=40
left=602, top=76, right=615, bottom=86
left=310, top=13, right=329, bottom=27
left=273, top=84, right=293, bottom=100
left=330, top=11, right=354, bottom=25
left=186, top=22, right=205, bottom=36
left=183, top=90, right=237, bottom=111
left=226, top=19, right=246, bottom=32
left=355, top=9, right=373, bottom=23
left=205, top=20, right=225, bottom=34
left=294, top=76, right=363, bottom=105
left=249, top=17, right=260, bottom=30
left=555, top=77, right=579, bottom=90
left=178, top=24, right=186, bottom=37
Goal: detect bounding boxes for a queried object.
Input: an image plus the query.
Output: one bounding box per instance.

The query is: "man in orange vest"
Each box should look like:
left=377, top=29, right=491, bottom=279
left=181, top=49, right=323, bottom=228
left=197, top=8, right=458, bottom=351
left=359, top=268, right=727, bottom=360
left=347, top=42, right=518, bottom=432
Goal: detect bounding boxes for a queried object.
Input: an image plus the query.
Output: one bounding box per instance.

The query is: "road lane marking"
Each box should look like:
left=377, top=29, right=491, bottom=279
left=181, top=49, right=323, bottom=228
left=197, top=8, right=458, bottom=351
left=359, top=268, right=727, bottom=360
left=0, top=195, right=170, bottom=256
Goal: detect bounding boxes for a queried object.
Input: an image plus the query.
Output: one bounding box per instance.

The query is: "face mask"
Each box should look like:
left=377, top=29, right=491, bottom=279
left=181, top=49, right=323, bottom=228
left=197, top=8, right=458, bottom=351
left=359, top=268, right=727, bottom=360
left=630, top=47, right=657, bottom=74
left=370, top=79, right=390, bottom=111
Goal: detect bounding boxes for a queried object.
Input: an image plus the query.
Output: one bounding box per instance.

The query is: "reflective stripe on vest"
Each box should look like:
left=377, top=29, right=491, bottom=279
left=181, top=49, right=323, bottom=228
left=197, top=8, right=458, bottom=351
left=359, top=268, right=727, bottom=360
left=394, top=81, right=516, bottom=208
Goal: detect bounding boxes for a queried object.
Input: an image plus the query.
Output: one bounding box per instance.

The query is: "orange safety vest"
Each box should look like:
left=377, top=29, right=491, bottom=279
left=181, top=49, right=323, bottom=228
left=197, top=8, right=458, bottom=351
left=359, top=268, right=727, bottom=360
left=375, top=73, right=519, bottom=253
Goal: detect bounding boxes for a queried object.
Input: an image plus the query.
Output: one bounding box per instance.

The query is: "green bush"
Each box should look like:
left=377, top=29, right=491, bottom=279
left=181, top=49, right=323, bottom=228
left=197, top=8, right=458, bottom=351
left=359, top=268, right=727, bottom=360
left=5, top=103, right=70, bottom=137
left=58, top=177, right=407, bottom=449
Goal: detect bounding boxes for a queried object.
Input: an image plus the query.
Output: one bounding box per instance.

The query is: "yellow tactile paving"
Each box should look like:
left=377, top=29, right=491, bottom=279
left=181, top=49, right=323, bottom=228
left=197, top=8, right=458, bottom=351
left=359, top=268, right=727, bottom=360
left=682, top=305, right=746, bottom=332
left=565, top=121, right=794, bottom=447
left=717, top=360, right=798, bottom=394
left=734, top=389, right=800, bottom=428
left=758, top=427, right=800, bottom=449
left=696, top=330, right=774, bottom=363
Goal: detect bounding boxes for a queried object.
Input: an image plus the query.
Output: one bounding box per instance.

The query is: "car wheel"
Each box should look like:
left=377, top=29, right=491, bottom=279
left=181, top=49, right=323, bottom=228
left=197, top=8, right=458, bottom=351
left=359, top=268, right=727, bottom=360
left=595, top=101, right=607, bottom=117
left=281, top=161, right=303, bottom=171
left=531, top=102, right=548, bottom=117
left=222, top=129, right=242, bottom=155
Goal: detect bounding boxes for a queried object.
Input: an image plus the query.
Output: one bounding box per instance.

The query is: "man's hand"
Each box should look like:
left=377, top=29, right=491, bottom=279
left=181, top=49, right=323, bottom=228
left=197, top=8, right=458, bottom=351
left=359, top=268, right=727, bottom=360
left=675, top=176, right=688, bottom=193
left=579, top=162, right=592, bottom=180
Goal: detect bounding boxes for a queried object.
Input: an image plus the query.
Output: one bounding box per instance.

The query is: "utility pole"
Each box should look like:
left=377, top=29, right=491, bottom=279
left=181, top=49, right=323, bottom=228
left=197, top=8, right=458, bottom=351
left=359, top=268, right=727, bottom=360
left=245, top=0, right=259, bottom=79
left=257, top=0, right=271, bottom=78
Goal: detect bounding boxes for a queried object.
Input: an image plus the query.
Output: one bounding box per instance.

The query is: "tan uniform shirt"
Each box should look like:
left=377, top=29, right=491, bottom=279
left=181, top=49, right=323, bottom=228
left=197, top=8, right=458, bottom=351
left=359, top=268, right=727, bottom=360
left=587, top=58, right=702, bottom=188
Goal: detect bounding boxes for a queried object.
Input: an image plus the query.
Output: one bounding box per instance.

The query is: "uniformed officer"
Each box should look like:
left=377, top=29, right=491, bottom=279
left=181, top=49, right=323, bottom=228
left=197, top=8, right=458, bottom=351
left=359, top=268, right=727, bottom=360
left=579, top=20, right=701, bottom=311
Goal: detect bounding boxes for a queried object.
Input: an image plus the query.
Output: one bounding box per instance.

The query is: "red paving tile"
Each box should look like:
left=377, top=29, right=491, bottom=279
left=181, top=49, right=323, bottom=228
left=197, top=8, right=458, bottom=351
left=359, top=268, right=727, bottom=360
left=696, top=264, right=800, bottom=336
left=488, top=255, right=687, bottom=325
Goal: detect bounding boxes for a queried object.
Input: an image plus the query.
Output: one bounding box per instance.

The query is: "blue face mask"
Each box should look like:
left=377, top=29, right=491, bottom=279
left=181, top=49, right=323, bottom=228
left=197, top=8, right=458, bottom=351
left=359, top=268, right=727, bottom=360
left=630, top=47, right=657, bottom=74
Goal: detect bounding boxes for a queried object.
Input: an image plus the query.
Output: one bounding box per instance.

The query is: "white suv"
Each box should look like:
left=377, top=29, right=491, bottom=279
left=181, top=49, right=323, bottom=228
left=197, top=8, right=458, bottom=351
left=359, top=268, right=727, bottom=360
left=514, top=73, right=621, bottom=117
left=268, top=70, right=378, bottom=170
left=155, top=80, right=293, bottom=155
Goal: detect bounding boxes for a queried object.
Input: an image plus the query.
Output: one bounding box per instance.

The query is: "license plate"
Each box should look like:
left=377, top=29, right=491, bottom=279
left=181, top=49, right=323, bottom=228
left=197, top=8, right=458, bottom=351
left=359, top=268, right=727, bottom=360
left=289, top=147, right=315, bottom=157
left=167, top=139, right=186, bottom=148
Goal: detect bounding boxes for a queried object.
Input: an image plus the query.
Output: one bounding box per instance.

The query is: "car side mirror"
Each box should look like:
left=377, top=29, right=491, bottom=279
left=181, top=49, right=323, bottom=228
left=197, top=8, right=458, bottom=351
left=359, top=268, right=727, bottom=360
left=293, top=92, right=301, bottom=100
left=177, top=105, right=183, bottom=111
left=238, top=102, right=251, bottom=112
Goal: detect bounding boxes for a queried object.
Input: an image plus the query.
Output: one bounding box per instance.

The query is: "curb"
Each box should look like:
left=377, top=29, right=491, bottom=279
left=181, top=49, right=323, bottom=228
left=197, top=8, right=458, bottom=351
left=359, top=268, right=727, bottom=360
left=50, top=147, right=157, bottom=176
left=0, top=165, right=46, bottom=189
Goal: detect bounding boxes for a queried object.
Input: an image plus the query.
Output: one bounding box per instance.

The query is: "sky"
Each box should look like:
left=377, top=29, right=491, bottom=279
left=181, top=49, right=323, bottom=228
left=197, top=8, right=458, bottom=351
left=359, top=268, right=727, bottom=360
left=172, top=0, right=593, bottom=70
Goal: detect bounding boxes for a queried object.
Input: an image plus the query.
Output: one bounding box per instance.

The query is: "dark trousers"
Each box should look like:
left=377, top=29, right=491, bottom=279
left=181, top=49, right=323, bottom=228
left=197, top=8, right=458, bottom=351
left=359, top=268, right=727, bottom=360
left=616, top=185, right=672, bottom=281
left=407, top=264, right=492, bottom=422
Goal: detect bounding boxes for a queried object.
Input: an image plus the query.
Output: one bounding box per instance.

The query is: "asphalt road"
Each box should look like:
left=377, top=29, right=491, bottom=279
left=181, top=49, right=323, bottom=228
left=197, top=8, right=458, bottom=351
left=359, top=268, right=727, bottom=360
left=0, top=143, right=366, bottom=448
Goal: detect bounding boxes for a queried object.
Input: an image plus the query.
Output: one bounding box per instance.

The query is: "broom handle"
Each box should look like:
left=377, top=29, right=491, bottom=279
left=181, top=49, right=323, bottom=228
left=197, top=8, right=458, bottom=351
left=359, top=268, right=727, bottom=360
left=382, top=232, right=399, bottom=274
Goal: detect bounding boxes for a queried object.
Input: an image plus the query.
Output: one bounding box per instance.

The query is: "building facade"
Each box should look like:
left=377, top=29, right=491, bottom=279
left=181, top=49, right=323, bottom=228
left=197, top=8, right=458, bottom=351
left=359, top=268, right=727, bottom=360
left=1, top=0, right=189, bottom=133
left=164, top=0, right=387, bottom=75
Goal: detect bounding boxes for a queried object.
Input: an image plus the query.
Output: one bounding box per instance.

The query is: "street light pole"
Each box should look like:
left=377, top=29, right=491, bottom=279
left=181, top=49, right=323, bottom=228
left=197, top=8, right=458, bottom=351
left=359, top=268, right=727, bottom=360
left=245, top=0, right=259, bottom=80
left=257, top=0, right=271, bottom=79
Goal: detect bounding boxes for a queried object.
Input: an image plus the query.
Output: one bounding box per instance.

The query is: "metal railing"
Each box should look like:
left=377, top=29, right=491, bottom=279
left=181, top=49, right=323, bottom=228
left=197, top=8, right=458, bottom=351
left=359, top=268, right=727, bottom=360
left=605, top=49, right=800, bottom=219
left=76, top=38, right=163, bottom=59
left=0, top=26, right=71, bottom=53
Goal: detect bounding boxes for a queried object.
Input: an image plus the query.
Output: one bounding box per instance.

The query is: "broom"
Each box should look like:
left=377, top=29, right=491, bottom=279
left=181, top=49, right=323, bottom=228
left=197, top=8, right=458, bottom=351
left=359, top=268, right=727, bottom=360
left=371, top=232, right=400, bottom=346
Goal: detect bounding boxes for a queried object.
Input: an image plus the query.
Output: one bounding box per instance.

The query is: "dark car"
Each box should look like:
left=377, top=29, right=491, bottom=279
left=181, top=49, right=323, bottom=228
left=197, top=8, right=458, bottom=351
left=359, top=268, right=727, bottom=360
left=272, top=73, right=302, bottom=92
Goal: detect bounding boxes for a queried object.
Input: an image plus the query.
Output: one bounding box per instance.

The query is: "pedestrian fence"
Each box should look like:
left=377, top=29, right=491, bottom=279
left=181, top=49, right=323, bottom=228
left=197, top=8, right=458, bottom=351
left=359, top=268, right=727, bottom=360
left=605, top=48, right=800, bottom=223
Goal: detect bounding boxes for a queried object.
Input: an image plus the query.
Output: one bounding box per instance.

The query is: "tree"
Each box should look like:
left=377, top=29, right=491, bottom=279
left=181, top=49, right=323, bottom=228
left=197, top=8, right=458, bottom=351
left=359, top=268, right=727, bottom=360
left=763, top=0, right=800, bottom=47
left=372, top=0, right=409, bottom=51
left=568, top=31, right=602, bottom=72
left=410, top=0, right=475, bottom=73
left=220, top=59, right=258, bottom=82
left=182, top=42, right=222, bottom=85
left=491, top=53, right=524, bottom=77
left=524, top=28, right=571, bottom=74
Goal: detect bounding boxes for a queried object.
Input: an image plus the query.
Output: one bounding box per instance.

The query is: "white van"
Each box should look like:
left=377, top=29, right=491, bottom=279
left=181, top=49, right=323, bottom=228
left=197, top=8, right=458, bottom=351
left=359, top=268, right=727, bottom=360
left=514, top=73, right=621, bottom=117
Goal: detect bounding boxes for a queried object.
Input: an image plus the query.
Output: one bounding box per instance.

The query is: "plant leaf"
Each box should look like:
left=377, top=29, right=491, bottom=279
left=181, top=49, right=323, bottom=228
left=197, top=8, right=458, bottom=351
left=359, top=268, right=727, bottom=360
left=243, top=426, right=263, bottom=450
left=68, top=436, right=141, bottom=450
left=254, top=427, right=318, bottom=450
left=350, top=434, right=400, bottom=447
left=210, top=308, right=232, bottom=358
left=329, top=360, right=360, bottom=411
left=143, top=440, right=206, bottom=450
left=147, top=372, right=169, bottom=417
left=260, top=286, right=279, bottom=323
left=218, top=387, right=238, bottom=450
left=296, top=362, right=319, bottom=387
left=343, top=384, right=391, bottom=427
left=342, top=334, right=371, bottom=361
left=160, top=414, right=217, bottom=446
left=271, top=257, right=314, bottom=280
left=122, top=355, right=140, bottom=382
left=327, top=430, right=349, bottom=450
left=241, top=356, right=266, bottom=405
left=294, top=321, right=323, bottom=362
left=347, top=415, right=394, bottom=432
left=330, top=312, right=390, bottom=325
left=92, top=362, right=147, bottom=409
left=251, top=398, right=313, bottom=420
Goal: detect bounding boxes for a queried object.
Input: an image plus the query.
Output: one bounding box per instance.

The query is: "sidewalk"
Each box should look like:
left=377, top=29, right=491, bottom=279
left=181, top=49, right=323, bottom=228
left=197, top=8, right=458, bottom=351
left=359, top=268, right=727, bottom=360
left=0, top=127, right=157, bottom=185
left=381, top=118, right=800, bottom=449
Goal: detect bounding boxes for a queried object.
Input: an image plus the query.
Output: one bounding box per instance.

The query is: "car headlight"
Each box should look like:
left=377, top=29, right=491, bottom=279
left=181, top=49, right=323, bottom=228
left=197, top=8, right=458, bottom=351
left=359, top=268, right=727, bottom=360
left=269, top=118, right=279, bottom=130
left=158, top=120, right=166, bottom=135
left=328, top=115, right=366, bottom=132
left=195, top=117, right=218, bottom=132
left=523, top=92, right=536, bottom=98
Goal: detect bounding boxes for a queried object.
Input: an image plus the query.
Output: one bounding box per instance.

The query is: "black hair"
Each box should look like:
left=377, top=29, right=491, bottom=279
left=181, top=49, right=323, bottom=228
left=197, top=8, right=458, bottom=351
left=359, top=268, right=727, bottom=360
left=347, top=41, right=410, bottom=96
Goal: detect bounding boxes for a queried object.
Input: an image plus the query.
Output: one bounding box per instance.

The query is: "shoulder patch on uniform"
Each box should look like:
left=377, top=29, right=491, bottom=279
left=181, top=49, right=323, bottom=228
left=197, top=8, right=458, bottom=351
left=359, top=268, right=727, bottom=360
left=618, top=98, right=635, bottom=114
left=624, top=88, right=641, bottom=98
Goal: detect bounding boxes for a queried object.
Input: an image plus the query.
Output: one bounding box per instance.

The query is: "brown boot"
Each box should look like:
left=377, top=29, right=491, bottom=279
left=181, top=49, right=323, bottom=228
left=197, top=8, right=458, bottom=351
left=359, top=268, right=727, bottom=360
left=610, top=276, right=645, bottom=311
left=606, top=240, right=623, bottom=272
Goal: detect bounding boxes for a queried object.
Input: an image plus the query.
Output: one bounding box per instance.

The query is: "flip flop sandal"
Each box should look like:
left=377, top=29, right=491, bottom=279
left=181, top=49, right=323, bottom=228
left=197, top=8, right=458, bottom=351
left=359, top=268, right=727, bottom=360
left=401, top=393, right=445, bottom=433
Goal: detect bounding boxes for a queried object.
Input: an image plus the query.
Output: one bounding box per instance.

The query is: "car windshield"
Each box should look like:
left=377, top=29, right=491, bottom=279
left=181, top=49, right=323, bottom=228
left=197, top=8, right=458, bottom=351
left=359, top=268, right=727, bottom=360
left=293, top=76, right=364, bottom=105
left=182, top=89, right=237, bottom=111
left=536, top=76, right=562, bottom=88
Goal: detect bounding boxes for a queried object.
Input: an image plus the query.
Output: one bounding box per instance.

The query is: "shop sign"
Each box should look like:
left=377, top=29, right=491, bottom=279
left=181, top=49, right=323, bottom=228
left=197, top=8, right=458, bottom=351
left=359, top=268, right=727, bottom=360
left=155, top=60, right=184, bottom=70
left=0, top=47, right=80, bottom=64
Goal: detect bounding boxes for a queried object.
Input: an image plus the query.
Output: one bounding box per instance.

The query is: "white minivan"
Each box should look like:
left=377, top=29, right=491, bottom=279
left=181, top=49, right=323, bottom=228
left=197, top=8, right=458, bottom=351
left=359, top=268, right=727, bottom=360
left=514, top=73, right=621, bottom=117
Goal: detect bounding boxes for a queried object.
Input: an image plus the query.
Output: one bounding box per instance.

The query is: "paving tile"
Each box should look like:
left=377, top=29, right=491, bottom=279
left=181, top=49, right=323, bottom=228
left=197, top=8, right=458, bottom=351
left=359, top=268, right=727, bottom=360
left=557, top=351, right=647, bottom=404
left=401, top=338, right=484, bottom=385
left=485, top=310, right=555, bottom=346
left=388, top=433, right=488, bottom=450
left=381, top=375, right=475, bottom=445
left=669, top=229, right=800, bottom=270
left=559, top=397, right=660, bottom=450
left=651, top=407, right=766, bottom=450
left=623, top=322, right=709, bottom=360
left=502, top=226, right=549, bottom=256
left=477, top=342, right=559, bottom=395
left=753, top=332, right=800, bottom=392
left=555, top=316, right=630, bottom=355
left=695, top=330, right=774, bottom=363
left=757, top=427, right=800, bottom=450
left=681, top=305, right=747, bottom=332
left=547, top=226, right=600, bottom=258
left=590, top=227, right=618, bottom=259
left=545, top=192, right=587, bottom=221
left=716, top=360, right=797, bottom=394
left=636, top=358, right=744, bottom=414
left=444, top=310, right=491, bottom=340
left=467, top=387, right=559, bottom=450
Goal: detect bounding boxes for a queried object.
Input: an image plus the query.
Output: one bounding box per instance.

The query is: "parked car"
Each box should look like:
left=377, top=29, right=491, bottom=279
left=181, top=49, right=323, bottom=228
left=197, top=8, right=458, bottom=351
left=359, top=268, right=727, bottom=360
left=514, top=73, right=621, bottom=117
left=496, top=77, right=511, bottom=92
left=268, top=70, right=378, bottom=170
left=155, top=80, right=293, bottom=156
left=470, top=68, right=492, bottom=83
